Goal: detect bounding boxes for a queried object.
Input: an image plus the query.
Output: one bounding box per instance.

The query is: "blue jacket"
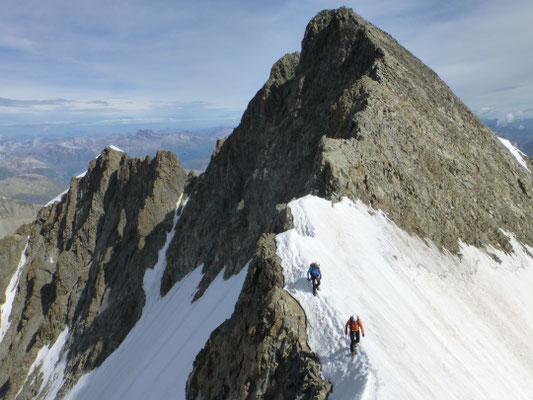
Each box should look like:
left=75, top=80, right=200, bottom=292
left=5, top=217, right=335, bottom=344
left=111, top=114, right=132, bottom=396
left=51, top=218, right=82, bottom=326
left=307, top=265, right=321, bottom=279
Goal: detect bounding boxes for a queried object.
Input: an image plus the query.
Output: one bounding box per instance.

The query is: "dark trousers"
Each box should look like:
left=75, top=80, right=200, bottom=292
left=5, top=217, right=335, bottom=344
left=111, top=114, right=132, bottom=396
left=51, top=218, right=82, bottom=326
left=311, top=276, right=321, bottom=291
left=350, top=330, right=360, bottom=353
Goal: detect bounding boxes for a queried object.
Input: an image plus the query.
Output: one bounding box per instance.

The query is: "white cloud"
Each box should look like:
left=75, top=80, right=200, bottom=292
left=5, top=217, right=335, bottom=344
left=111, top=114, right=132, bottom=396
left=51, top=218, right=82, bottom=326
left=0, top=35, right=35, bottom=53
left=479, top=106, right=493, bottom=115
left=497, top=113, right=515, bottom=126
left=496, top=110, right=528, bottom=126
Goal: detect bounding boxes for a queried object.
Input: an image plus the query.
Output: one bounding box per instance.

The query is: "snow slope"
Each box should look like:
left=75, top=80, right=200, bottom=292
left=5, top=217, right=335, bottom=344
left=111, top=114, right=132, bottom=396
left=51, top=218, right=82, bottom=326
left=276, top=196, right=533, bottom=400
left=0, top=238, right=29, bottom=342
left=19, top=328, right=70, bottom=400
left=64, top=202, right=248, bottom=400
left=498, top=137, right=531, bottom=172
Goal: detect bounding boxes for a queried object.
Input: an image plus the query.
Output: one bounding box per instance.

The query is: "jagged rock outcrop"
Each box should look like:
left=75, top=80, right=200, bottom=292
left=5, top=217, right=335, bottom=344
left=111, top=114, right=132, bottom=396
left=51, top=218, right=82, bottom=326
left=0, top=148, right=187, bottom=399
left=187, top=234, right=331, bottom=400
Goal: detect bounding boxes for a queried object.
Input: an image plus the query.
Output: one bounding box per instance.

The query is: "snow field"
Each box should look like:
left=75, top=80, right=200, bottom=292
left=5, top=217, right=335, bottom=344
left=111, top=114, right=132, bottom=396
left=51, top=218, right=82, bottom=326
left=276, top=195, right=533, bottom=400
left=65, top=199, right=249, bottom=400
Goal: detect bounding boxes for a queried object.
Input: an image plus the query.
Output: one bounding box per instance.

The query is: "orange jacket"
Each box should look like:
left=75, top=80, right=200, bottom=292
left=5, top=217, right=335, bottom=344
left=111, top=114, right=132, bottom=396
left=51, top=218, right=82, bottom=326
left=345, top=316, right=364, bottom=335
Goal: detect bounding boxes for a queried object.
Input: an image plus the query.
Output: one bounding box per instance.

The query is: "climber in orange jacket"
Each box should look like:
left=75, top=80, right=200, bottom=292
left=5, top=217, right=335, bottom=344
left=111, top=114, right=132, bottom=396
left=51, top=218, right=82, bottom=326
left=345, top=315, right=365, bottom=354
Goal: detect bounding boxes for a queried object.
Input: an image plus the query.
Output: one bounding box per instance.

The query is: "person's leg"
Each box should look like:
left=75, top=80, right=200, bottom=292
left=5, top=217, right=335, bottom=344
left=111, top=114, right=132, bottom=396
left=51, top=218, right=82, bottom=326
left=355, top=330, right=360, bottom=345
left=350, top=331, right=355, bottom=353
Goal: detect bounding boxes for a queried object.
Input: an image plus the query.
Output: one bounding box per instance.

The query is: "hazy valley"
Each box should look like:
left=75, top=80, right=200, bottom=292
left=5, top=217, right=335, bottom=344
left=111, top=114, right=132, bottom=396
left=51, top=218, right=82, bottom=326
left=0, top=128, right=229, bottom=204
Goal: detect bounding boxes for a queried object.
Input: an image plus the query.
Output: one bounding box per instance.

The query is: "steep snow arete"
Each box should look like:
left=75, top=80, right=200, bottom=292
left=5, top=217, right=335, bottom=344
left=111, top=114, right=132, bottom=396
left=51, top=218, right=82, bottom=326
left=278, top=196, right=533, bottom=399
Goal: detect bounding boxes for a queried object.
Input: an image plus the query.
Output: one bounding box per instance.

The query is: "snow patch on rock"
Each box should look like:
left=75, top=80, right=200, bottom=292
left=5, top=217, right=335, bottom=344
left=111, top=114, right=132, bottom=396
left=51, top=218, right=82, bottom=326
left=0, top=237, right=29, bottom=341
left=498, top=137, right=530, bottom=172
left=20, top=327, right=70, bottom=400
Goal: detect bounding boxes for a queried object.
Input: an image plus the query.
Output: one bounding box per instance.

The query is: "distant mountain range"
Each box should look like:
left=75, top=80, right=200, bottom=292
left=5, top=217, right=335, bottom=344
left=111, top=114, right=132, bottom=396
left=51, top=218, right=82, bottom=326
left=0, top=128, right=229, bottom=203
left=0, top=197, right=40, bottom=238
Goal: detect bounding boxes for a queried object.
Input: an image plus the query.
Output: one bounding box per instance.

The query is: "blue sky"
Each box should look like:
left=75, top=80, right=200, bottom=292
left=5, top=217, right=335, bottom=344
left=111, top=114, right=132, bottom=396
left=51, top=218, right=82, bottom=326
left=1, top=0, right=532, bottom=136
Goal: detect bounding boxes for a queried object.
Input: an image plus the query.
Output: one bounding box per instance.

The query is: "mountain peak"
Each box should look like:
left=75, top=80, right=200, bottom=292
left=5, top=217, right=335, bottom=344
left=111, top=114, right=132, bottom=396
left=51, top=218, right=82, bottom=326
left=135, top=129, right=159, bottom=138
left=302, top=7, right=373, bottom=57
left=178, top=8, right=533, bottom=397
left=0, top=147, right=188, bottom=399
left=165, top=6, right=533, bottom=296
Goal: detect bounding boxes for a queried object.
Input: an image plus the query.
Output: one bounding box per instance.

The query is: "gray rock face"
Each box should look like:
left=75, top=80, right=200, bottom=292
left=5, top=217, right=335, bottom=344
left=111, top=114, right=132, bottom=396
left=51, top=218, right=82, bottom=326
left=0, top=148, right=187, bottom=399
left=309, top=10, right=533, bottom=254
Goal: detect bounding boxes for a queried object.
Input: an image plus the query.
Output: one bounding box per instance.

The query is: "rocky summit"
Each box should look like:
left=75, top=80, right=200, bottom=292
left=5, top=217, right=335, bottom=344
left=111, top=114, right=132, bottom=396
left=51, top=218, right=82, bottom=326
left=0, top=7, right=532, bottom=400
left=164, top=7, right=533, bottom=299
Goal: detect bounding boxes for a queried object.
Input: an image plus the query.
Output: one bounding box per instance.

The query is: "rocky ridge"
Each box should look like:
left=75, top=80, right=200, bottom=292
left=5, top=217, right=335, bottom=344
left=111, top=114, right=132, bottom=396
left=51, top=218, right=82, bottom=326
left=0, top=148, right=187, bottom=399
left=187, top=234, right=331, bottom=399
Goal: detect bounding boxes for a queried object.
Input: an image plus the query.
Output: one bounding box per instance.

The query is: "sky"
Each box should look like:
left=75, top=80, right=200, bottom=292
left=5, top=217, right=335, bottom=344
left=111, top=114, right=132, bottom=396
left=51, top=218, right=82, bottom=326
left=0, top=0, right=532, bottom=137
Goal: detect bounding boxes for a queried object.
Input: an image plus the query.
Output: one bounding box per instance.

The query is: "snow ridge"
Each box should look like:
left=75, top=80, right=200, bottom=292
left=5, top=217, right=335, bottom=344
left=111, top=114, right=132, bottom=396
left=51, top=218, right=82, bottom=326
left=108, top=145, right=124, bottom=152
left=277, top=195, right=533, bottom=400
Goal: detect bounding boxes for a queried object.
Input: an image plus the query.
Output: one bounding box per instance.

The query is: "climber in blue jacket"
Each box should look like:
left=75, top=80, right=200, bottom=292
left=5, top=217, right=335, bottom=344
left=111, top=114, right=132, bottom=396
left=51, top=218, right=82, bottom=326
left=307, top=262, right=321, bottom=295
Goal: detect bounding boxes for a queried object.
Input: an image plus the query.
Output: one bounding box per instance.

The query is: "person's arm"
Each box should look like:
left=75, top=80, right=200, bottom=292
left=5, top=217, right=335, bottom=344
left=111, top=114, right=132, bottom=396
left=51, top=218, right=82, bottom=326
left=307, top=267, right=311, bottom=280
left=345, top=320, right=349, bottom=335
left=360, top=320, right=365, bottom=336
